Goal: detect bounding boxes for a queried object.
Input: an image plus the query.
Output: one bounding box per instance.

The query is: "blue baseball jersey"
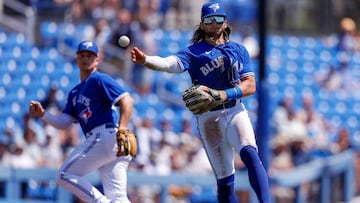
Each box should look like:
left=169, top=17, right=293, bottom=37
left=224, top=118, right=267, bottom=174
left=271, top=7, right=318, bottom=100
left=176, top=40, right=254, bottom=89
left=62, top=71, right=128, bottom=134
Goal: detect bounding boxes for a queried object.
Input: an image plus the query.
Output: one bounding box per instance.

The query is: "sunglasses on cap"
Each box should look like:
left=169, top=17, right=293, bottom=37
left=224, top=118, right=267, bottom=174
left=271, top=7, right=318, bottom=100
left=203, top=16, right=225, bottom=25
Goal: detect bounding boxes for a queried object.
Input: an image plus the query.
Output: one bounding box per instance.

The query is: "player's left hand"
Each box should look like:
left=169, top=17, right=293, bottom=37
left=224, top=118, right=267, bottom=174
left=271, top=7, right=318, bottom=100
left=29, top=101, right=45, bottom=118
left=116, top=129, right=137, bottom=157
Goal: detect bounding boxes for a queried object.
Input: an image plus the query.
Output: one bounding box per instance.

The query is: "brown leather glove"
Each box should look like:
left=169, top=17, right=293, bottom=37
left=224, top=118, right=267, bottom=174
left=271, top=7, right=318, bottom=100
left=182, top=85, right=224, bottom=114
left=116, top=129, right=137, bottom=157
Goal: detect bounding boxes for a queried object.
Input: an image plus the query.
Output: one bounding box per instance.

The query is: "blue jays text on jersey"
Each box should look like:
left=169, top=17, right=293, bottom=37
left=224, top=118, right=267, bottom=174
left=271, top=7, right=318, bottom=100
left=62, top=71, right=129, bottom=134
left=76, top=94, right=91, bottom=106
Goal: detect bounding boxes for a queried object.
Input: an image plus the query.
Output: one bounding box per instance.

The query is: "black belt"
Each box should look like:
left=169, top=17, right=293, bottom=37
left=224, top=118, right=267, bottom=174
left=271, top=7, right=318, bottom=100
left=105, top=123, right=116, bottom=128
left=210, top=100, right=237, bottom=111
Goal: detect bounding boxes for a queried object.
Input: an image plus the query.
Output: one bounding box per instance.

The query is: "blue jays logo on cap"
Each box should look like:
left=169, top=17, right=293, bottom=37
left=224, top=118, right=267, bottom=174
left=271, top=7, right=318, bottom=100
left=77, top=41, right=99, bottom=56
left=201, top=1, right=226, bottom=20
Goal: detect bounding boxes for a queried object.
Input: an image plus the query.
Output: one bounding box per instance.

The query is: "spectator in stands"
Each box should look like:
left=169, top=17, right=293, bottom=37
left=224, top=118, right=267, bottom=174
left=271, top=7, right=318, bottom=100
left=270, top=111, right=313, bottom=203
left=21, top=113, right=46, bottom=145
left=178, top=118, right=195, bottom=143
left=170, top=142, right=194, bottom=172
left=2, top=127, right=22, bottom=150
left=22, top=127, right=44, bottom=167
left=269, top=134, right=293, bottom=171
left=22, top=126, right=59, bottom=201
left=40, top=124, right=63, bottom=169
left=109, top=8, right=139, bottom=49
left=289, top=133, right=313, bottom=203
left=168, top=136, right=213, bottom=203
left=163, top=0, right=196, bottom=30
left=296, top=94, right=334, bottom=158
left=1, top=133, right=45, bottom=200
left=337, top=17, right=360, bottom=53
left=2, top=140, right=36, bottom=169
left=118, top=0, right=137, bottom=17
left=64, top=0, right=89, bottom=24
left=128, top=185, right=161, bottom=203
left=151, top=136, right=174, bottom=175
left=0, top=136, right=9, bottom=166
left=134, top=0, right=163, bottom=29
left=315, top=60, right=360, bottom=92
left=132, top=21, right=158, bottom=94
left=269, top=134, right=295, bottom=203
left=133, top=117, right=162, bottom=168
left=182, top=140, right=212, bottom=174
left=94, top=18, right=112, bottom=50
left=272, top=96, right=295, bottom=134
left=315, top=63, right=343, bottom=91
left=40, top=85, right=63, bottom=113
left=160, top=119, right=180, bottom=147
left=289, top=134, right=312, bottom=166
left=278, top=110, right=308, bottom=141
left=108, top=8, right=140, bottom=83
left=329, top=127, right=355, bottom=201
left=91, top=0, right=119, bottom=22
left=332, top=127, right=352, bottom=153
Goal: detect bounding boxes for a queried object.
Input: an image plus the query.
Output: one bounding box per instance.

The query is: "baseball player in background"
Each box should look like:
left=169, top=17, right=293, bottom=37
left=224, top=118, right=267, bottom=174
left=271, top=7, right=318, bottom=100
left=29, top=41, right=135, bottom=203
left=130, top=1, right=270, bottom=203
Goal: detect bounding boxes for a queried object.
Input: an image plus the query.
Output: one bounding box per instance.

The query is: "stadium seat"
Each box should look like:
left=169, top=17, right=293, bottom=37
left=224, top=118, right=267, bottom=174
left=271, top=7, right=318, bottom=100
left=57, top=23, right=77, bottom=47
left=302, top=49, right=316, bottom=61
left=40, top=21, right=58, bottom=47
left=58, top=75, right=70, bottom=89
left=286, top=48, right=299, bottom=60
left=7, top=33, right=30, bottom=48
left=0, top=31, right=8, bottom=46
left=285, top=36, right=301, bottom=48
left=267, top=34, right=284, bottom=48
left=300, top=36, right=317, bottom=49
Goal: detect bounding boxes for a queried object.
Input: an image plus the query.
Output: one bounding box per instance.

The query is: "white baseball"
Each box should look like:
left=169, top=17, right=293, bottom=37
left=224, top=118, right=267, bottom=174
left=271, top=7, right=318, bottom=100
left=118, top=35, right=130, bottom=47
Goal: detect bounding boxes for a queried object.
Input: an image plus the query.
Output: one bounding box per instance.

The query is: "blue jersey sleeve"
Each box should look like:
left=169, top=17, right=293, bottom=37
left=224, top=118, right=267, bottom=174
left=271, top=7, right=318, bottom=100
left=99, top=74, right=128, bottom=106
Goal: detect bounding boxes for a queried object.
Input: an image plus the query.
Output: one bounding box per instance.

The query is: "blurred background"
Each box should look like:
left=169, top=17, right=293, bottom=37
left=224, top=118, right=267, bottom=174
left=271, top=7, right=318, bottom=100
left=0, top=0, right=360, bottom=202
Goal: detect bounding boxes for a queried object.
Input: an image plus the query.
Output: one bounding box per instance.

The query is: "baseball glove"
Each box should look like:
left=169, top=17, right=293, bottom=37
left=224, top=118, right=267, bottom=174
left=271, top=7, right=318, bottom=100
left=117, top=129, right=137, bottom=157
left=182, top=85, right=224, bottom=114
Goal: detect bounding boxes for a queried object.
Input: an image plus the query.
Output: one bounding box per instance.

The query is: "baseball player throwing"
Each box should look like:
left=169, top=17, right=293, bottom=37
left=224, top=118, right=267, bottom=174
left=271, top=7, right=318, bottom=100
left=29, top=41, right=136, bottom=203
left=131, top=1, right=270, bottom=202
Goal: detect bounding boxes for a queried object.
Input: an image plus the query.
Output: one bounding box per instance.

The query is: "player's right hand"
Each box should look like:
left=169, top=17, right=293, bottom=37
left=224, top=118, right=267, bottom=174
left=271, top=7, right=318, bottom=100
left=130, top=47, right=146, bottom=64
left=29, top=100, right=45, bottom=118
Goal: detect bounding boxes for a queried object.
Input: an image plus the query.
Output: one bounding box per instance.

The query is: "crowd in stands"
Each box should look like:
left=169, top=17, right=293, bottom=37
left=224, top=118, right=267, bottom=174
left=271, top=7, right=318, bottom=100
left=268, top=16, right=360, bottom=202
left=1, top=0, right=360, bottom=202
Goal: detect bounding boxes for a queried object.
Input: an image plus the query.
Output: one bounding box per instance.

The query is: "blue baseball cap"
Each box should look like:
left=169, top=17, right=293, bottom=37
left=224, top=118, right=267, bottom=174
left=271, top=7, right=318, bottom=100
left=76, top=41, right=99, bottom=56
left=201, top=1, right=226, bottom=20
